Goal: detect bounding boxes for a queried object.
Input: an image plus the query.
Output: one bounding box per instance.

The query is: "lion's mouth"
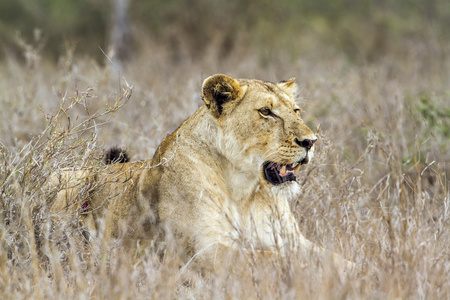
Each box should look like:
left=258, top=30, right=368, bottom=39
left=263, top=157, right=308, bottom=185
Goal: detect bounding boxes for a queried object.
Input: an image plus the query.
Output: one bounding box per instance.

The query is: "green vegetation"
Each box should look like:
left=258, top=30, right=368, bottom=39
left=416, top=95, right=450, bottom=139
left=0, top=0, right=449, bottom=298
left=1, top=0, right=450, bottom=63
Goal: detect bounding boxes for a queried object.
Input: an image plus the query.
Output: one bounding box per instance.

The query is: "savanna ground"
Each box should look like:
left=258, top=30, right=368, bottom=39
left=1, top=1, right=450, bottom=298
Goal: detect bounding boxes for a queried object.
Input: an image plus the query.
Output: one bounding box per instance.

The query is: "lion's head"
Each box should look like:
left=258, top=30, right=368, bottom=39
left=202, top=74, right=317, bottom=187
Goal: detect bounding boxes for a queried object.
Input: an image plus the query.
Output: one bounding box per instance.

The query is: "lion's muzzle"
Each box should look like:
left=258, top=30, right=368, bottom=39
left=294, top=138, right=316, bottom=151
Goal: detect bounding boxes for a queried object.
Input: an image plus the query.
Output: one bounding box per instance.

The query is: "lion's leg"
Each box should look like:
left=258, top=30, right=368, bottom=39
left=193, top=242, right=283, bottom=275
left=296, top=233, right=354, bottom=269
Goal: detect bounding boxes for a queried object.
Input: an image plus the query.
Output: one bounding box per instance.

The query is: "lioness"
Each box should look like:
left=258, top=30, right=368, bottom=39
left=51, top=74, right=349, bottom=270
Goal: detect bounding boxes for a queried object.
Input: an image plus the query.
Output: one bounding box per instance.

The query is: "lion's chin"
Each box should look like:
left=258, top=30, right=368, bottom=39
left=263, top=157, right=308, bottom=185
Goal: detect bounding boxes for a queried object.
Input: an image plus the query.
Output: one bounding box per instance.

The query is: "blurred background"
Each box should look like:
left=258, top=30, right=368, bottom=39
left=1, top=0, right=449, bottom=66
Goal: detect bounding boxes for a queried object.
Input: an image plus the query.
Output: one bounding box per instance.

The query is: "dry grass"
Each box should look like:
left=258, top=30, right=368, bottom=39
left=0, top=32, right=449, bottom=299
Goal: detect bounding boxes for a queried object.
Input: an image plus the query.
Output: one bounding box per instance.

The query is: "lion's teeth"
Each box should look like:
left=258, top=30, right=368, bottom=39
left=293, top=163, right=301, bottom=173
left=291, top=162, right=299, bottom=168
left=280, top=165, right=287, bottom=175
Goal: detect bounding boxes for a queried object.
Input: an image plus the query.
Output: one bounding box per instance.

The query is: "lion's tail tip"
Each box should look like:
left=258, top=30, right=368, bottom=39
left=104, top=147, right=130, bottom=164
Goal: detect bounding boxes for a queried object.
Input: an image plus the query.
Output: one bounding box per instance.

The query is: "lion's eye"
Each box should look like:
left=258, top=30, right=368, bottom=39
left=259, top=108, right=273, bottom=116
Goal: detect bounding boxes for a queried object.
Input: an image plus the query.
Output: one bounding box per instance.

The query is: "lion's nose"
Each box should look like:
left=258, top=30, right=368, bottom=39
left=294, top=138, right=317, bottom=150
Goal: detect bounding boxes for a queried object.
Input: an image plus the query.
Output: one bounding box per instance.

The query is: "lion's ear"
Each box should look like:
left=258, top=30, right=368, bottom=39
left=277, top=77, right=297, bottom=97
left=202, top=74, right=246, bottom=118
